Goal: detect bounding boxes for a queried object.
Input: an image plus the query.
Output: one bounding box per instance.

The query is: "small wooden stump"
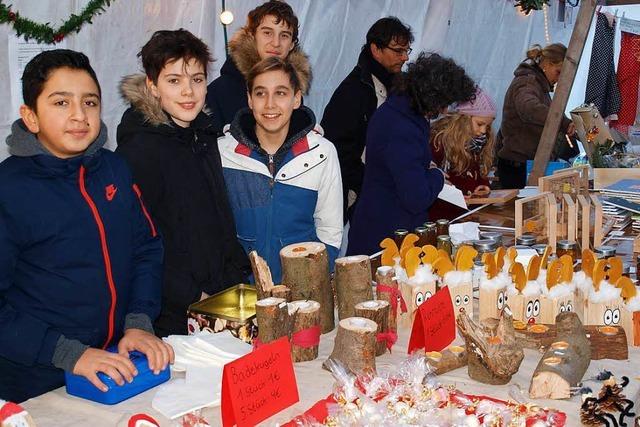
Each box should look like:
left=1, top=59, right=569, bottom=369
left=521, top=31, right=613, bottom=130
left=354, top=300, right=391, bottom=356
left=280, top=242, right=334, bottom=333
left=324, top=317, right=377, bottom=375
left=457, top=310, right=524, bottom=385
left=255, top=297, right=290, bottom=344
left=288, top=300, right=321, bottom=362
left=375, top=266, right=399, bottom=332
left=429, top=346, right=468, bottom=375
left=334, top=255, right=373, bottom=320
left=529, top=312, right=591, bottom=399
left=249, top=251, right=291, bottom=301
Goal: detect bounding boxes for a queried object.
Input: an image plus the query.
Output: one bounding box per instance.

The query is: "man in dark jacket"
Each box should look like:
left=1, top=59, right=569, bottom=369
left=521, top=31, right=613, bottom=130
left=321, top=17, right=413, bottom=222
left=116, top=30, right=249, bottom=337
left=206, top=1, right=311, bottom=134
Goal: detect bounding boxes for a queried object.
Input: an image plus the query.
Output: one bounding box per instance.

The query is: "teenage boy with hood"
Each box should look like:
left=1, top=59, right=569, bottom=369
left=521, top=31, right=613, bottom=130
left=116, top=30, right=249, bottom=337
left=0, top=49, right=172, bottom=402
left=206, top=0, right=311, bottom=134
left=218, top=57, right=342, bottom=283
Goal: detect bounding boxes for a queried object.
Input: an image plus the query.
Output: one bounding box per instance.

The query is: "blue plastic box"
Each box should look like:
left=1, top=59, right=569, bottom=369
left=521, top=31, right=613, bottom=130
left=65, top=347, right=170, bottom=404
left=525, top=160, right=570, bottom=177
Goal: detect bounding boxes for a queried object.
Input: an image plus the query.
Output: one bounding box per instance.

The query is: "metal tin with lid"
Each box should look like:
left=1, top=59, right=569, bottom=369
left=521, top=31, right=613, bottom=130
left=516, top=234, right=537, bottom=246
left=594, top=245, right=616, bottom=259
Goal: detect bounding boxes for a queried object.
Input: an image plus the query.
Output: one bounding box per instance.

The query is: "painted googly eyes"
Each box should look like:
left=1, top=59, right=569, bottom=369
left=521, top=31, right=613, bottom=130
left=566, top=303, right=572, bottom=312
left=533, top=299, right=540, bottom=317
left=497, top=291, right=505, bottom=310
left=612, top=308, right=620, bottom=325
left=455, top=295, right=462, bottom=306
left=425, top=291, right=433, bottom=300
left=415, top=292, right=424, bottom=307
left=604, top=309, right=613, bottom=325
left=526, top=301, right=533, bottom=318
left=463, top=295, right=470, bottom=305
left=560, top=304, right=565, bottom=313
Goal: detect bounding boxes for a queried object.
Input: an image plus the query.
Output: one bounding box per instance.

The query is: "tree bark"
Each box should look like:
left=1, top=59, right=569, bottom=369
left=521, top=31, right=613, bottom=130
left=255, top=297, right=290, bottom=344
left=457, top=310, right=524, bottom=385
left=249, top=250, right=274, bottom=300
left=529, top=312, right=591, bottom=399
left=324, top=317, right=377, bottom=375
left=354, top=300, right=391, bottom=356
left=280, top=242, right=334, bottom=333
left=375, top=266, right=399, bottom=332
left=288, top=300, right=321, bottom=362
left=334, top=255, right=373, bottom=320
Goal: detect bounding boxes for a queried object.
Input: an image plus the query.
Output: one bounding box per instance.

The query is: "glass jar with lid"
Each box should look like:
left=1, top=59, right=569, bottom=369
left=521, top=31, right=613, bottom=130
left=556, top=240, right=578, bottom=260
left=393, top=229, right=408, bottom=247
left=594, top=245, right=616, bottom=259
left=435, top=219, right=450, bottom=237
left=479, top=231, right=503, bottom=246
left=516, top=234, right=537, bottom=247
left=423, top=222, right=437, bottom=246
left=437, top=235, right=453, bottom=256
left=415, top=226, right=429, bottom=247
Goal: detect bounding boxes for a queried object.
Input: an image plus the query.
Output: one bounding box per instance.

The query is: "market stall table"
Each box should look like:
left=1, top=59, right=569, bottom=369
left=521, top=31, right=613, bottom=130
left=20, top=324, right=640, bottom=426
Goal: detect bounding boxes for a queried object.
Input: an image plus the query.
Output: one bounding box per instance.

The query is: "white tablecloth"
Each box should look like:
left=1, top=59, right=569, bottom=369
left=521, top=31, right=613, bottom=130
left=21, top=326, right=640, bottom=427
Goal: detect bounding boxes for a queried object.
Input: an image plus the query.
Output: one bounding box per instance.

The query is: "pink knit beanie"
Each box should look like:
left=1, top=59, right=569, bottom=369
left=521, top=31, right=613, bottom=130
left=455, top=87, right=497, bottom=118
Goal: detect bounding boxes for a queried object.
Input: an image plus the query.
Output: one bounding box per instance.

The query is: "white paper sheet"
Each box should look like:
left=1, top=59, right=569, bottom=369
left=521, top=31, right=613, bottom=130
left=437, top=183, right=468, bottom=210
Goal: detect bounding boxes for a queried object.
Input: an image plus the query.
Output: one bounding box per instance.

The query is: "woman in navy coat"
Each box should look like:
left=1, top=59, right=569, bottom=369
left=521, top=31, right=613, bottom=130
left=347, top=53, right=476, bottom=256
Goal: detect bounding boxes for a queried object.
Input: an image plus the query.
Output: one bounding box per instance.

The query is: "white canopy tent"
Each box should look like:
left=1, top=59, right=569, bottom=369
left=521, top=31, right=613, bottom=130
left=0, top=0, right=636, bottom=161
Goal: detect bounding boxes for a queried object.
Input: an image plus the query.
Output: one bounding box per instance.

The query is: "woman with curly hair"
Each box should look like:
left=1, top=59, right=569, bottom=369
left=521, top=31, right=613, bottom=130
left=347, top=52, right=476, bottom=256
left=428, top=88, right=497, bottom=221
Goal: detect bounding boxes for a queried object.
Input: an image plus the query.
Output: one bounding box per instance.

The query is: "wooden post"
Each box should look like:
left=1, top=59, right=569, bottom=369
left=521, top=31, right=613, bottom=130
left=288, top=300, right=321, bottom=362
left=578, top=194, right=591, bottom=250
left=280, top=242, right=335, bottom=333
left=590, top=194, right=603, bottom=247
left=527, top=0, right=598, bottom=185
left=255, top=297, right=290, bottom=344
left=375, top=266, right=399, bottom=332
left=334, top=255, right=373, bottom=320
left=354, top=300, right=391, bottom=356
left=324, top=317, right=377, bottom=375
left=562, top=194, right=577, bottom=242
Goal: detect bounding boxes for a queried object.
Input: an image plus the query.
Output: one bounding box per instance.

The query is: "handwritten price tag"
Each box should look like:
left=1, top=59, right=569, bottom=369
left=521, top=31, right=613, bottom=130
left=221, top=337, right=299, bottom=427
left=408, top=286, right=455, bottom=354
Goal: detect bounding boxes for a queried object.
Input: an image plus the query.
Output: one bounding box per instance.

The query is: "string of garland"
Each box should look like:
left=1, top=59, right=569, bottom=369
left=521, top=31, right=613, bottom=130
left=0, top=0, right=113, bottom=44
left=515, top=0, right=550, bottom=15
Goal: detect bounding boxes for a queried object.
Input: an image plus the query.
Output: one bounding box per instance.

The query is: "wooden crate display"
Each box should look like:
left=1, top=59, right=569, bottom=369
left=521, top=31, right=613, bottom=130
left=515, top=192, right=557, bottom=250
left=577, top=194, right=591, bottom=251
left=560, top=194, right=577, bottom=242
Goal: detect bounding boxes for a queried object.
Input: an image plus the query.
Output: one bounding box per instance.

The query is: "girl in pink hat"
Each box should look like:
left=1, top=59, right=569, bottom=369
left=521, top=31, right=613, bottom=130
left=428, top=87, right=497, bottom=220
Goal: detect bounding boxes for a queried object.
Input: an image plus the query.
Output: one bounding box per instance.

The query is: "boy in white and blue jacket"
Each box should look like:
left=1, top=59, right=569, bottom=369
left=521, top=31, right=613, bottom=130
left=218, top=57, right=342, bottom=282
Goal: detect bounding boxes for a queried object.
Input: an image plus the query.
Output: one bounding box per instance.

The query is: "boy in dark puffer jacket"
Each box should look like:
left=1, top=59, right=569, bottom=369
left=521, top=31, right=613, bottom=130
left=0, top=49, right=172, bottom=403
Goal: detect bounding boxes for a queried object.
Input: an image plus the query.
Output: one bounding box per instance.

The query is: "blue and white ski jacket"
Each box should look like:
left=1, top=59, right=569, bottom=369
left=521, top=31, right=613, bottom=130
left=218, top=107, right=343, bottom=282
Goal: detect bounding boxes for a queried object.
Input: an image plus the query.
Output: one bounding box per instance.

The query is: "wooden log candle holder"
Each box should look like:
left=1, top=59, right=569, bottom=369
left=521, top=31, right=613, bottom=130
left=375, top=266, right=402, bottom=332
left=288, top=300, right=321, bottom=362
left=354, top=300, right=391, bottom=356
left=255, top=297, right=290, bottom=345
left=335, top=255, right=374, bottom=320
left=280, top=242, right=334, bottom=333
left=249, top=251, right=291, bottom=301
left=529, top=312, right=591, bottom=399
left=324, top=317, right=377, bottom=375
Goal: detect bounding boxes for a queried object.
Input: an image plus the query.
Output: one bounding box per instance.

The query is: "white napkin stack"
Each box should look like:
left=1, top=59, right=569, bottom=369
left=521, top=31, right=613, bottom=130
left=152, top=330, right=251, bottom=419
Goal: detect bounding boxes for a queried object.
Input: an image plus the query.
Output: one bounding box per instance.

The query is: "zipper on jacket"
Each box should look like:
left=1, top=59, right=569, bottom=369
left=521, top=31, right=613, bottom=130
left=268, top=154, right=275, bottom=188
left=132, top=184, right=158, bottom=237
left=78, top=165, right=117, bottom=349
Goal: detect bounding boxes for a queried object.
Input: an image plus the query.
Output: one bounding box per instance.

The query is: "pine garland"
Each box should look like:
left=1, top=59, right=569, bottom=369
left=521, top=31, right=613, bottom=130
left=0, top=1, right=113, bottom=44
left=515, top=0, right=550, bottom=15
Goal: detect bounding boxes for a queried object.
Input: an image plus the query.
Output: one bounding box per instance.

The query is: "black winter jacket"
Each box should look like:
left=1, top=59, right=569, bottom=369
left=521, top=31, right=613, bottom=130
left=321, top=49, right=392, bottom=221
left=116, top=75, right=249, bottom=337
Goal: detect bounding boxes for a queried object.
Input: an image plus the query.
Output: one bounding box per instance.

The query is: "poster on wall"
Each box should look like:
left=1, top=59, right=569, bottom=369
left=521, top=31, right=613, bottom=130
left=8, top=34, right=66, bottom=113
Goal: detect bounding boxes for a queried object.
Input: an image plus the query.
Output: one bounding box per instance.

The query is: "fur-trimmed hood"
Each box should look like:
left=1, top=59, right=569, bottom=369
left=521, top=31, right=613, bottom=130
left=119, top=74, right=169, bottom=127
left=228, top=27, right=312, bottom=95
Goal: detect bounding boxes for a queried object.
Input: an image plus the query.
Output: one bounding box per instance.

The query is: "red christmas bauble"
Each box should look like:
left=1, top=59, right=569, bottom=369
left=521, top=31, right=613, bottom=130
left=54, top=33, right=64, bottom=43
left=8, top=11, right=16, bottom=21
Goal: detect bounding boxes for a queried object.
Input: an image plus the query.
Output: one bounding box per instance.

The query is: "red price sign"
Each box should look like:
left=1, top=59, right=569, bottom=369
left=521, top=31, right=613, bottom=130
left=408, top=286, right=456, bottom=354
left=221, top=337, right=299, bottom=427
